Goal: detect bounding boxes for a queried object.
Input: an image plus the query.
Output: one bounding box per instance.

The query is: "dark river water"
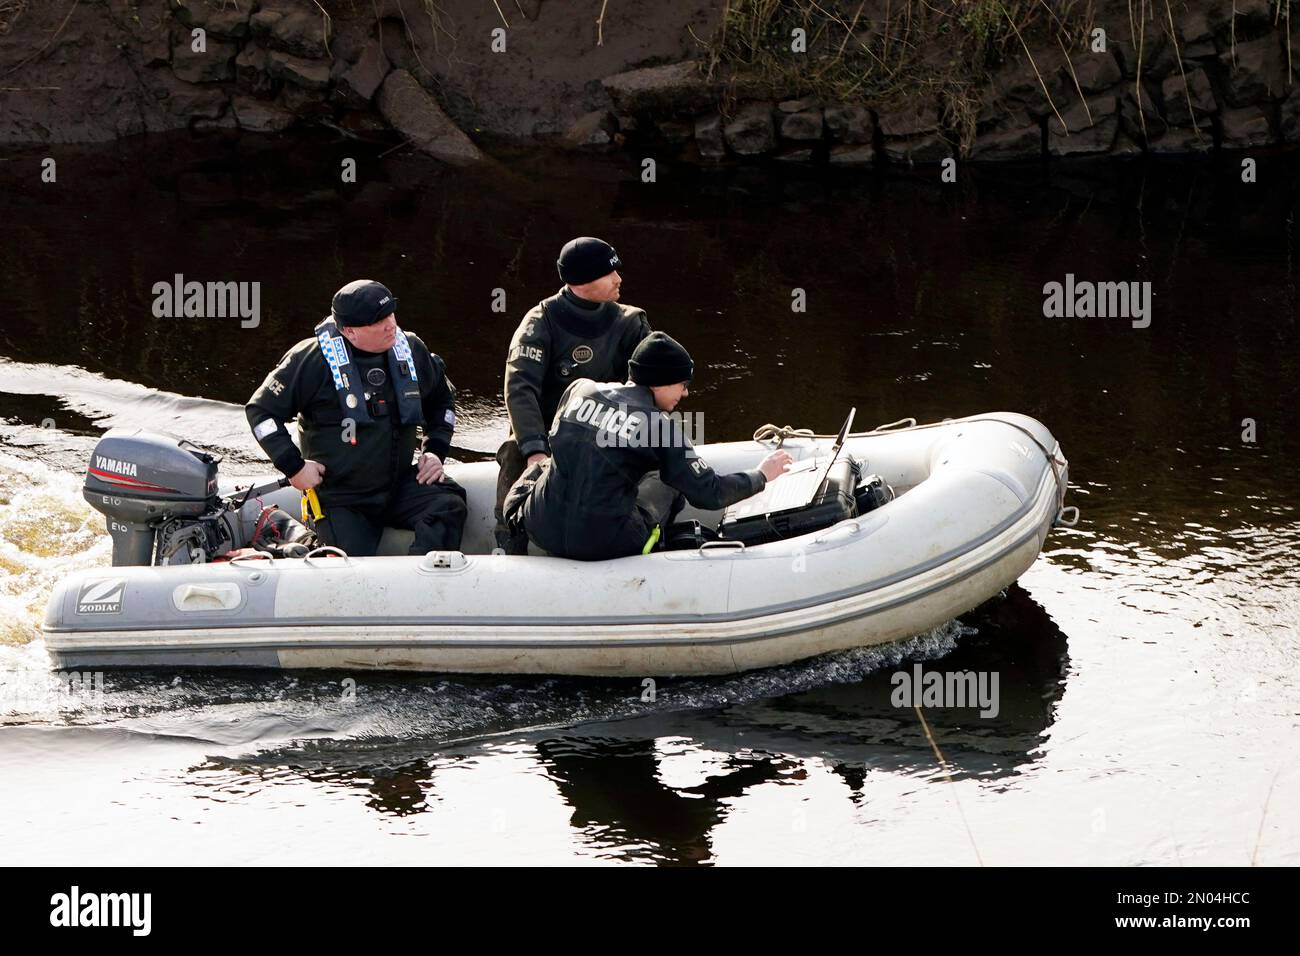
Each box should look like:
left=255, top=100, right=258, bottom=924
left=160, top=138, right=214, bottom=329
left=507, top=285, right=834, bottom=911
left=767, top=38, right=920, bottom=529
left=1, top=134, right=1297, bottom=864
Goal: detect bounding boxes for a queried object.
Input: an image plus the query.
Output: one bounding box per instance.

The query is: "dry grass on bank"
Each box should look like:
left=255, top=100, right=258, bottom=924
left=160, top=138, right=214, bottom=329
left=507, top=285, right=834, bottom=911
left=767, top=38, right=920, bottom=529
left=0, top=0, right=29, bottom=36
left=705, top=0, right=1095, bottom=149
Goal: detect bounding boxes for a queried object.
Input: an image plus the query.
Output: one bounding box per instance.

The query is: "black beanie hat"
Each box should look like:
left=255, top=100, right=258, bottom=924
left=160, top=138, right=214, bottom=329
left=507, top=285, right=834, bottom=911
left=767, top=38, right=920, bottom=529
left=557, top=237, right=622, bottom=286
left=629, top=332, right=694, bottom=387
left=332, top=279, right=398, bottom=327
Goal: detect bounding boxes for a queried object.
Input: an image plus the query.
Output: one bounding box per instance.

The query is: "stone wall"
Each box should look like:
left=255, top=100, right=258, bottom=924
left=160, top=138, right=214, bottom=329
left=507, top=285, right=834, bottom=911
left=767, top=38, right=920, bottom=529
left=593, top=0, right=1300, bottom=164
left=0, top=0, right=1296, bottom=164
left=0, top=0, right=717, bottom=155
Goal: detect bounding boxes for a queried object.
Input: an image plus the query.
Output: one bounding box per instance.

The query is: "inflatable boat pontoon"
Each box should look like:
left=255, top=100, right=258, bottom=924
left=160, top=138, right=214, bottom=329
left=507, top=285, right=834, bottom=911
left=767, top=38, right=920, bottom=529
left=44, top=413, right=1072, bottom=676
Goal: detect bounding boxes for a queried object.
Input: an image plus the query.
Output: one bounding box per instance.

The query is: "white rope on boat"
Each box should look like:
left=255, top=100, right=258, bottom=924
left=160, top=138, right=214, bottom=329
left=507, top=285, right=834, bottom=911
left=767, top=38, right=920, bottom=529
left=751, top=417, right=919, bottom=445
left=752, top=415, right=1078, bottom=528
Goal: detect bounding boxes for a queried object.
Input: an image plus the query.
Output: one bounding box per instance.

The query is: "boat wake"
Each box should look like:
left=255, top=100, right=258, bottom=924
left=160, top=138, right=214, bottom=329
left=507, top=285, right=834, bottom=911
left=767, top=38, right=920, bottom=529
left=0, top=357, right=504, bottom=475
left=1, top=621, right=974, bottom=753
left=0, top=357, right=265, bottom=473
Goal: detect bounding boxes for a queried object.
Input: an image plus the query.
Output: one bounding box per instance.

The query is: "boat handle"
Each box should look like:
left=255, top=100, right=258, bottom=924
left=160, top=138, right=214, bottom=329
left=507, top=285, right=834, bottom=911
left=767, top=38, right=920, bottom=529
left=700, top=540, right=745, bottom=553
left=304, top=545, right=352, bottom=566
left=872, top=417, right=917, bottom=431
left=229, top=552, right=273, bottom=566
left=173, top=583, right=243, bottom=612
left=1055, top=505, right=1080, bottom=528
left=813, top=519, right=862, bottom=543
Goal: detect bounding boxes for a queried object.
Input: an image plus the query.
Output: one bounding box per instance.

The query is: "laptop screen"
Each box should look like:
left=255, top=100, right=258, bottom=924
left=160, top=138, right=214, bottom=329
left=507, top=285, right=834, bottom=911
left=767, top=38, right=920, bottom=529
left=721, top=408, right=856, bottom=523
left=808, top=407, right=856, bottom=504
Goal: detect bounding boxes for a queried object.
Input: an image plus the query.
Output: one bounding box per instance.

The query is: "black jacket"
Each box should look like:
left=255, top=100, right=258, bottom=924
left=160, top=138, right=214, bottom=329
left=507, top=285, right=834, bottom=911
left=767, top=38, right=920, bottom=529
left=504, top=288, right=650, bottom=458
left=521, top=379, right=765, bottom=560
left=245, top=331, right=456, bottom=504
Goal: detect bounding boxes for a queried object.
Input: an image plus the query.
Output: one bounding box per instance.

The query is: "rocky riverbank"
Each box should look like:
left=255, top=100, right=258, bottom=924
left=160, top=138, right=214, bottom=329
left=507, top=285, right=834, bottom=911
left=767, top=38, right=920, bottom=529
left=0, top=0, right=1296, bottom=164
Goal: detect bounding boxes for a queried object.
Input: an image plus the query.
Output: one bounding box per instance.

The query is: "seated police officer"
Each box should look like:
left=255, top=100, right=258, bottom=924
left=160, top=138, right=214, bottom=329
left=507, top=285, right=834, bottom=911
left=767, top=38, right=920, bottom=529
left=495, top=237, right=651, bottom=553
left=245, top=279, right=468, bottom=557
left=513, top=332, right=792, bottom=561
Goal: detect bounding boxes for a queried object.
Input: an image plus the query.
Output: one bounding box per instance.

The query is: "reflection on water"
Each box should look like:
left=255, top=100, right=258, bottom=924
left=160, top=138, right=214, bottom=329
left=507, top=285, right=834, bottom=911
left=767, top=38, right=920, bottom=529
left=166, top=591, right=1067, bottom=864
left=536, top=738, right=796, bottom=866
left=713, top=585, right=1071, bottom=773
left=1, top=135, right=1298, bottom=864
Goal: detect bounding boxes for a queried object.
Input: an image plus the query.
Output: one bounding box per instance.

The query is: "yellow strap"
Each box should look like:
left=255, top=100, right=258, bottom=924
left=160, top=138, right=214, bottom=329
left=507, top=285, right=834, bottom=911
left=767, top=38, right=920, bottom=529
left=301, top=488, right=324, bottom=523
left=641, top=525, right=661, bottom=555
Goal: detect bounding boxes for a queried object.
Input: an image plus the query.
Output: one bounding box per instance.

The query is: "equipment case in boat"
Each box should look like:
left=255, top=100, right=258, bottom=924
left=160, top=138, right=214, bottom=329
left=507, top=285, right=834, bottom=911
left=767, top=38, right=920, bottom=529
left=718, top=457, right=859, bottom=545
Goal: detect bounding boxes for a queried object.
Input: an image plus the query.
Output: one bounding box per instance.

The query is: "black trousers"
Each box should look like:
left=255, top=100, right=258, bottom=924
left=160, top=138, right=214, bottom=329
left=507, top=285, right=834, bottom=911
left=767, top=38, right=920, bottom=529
left=565, top=475, right=685, bottom=559
left=517, top=469, right=686, bottom=561
left=634, top=473, right=684, bottom=531
left=315, top=472, right=468, bottom=557
left=494, top=438, right=530, bottom=553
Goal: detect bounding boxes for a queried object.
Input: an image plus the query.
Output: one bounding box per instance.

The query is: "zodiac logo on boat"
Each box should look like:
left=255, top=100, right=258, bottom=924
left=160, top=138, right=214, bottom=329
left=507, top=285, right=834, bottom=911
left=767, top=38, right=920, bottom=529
left=76, top=579, right=125, bottom=615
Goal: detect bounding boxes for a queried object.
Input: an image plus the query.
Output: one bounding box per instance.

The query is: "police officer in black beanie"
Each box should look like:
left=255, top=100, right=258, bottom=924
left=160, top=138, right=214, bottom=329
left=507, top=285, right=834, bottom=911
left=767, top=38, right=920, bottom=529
left=246, top=279, right=468, bottom=557
left=495, top=237, right=652, bottom=553
left=509, top=332, right=792, bottom=561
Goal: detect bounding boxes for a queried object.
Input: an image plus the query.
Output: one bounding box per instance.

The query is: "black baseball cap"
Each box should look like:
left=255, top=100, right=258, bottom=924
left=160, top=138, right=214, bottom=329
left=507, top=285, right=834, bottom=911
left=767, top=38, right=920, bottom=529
left=331, top=280, right=398, bottom=327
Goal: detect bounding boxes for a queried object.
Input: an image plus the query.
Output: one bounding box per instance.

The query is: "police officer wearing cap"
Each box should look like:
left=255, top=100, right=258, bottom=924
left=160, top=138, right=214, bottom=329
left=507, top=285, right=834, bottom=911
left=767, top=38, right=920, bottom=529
left=246, top=279, right=468, bottom=557
left=509, top=332, right=792, bottom=561
left=495, top=237, right=652, bottom=552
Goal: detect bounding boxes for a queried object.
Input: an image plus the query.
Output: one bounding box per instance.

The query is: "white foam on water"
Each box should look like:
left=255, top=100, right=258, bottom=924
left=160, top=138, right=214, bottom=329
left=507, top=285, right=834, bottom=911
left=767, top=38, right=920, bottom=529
left=377, top=620, right=979, bottom=755
left=0, top=616, right=979, bottom=749
left=0, top=356, right=505, bottom=467
left=637, top=618, right=975, bottom=714
left=0, top=451, right=112, bottom=648
left=0, top=356, right=265, bottom=467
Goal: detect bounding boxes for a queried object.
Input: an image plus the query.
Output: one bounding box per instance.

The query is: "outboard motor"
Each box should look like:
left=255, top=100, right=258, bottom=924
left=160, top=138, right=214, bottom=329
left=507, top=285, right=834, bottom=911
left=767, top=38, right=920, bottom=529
left=83, top=429, right=310, bottom=566
left=84, top=430, right=221, bottom=565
